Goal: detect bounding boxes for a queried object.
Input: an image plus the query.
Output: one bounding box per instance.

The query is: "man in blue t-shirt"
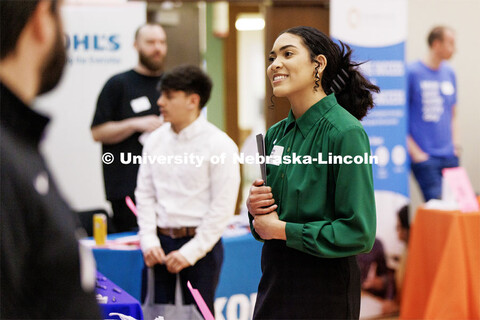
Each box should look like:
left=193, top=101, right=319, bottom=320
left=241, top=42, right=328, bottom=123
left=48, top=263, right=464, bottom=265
left=407, top=26, right=460, bottom=201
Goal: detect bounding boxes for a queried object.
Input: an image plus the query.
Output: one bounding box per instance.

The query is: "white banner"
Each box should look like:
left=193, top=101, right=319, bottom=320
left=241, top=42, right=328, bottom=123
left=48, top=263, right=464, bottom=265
left=35, top=2, right=146, bottom=211
left=330, top=0, right=407, bottom=47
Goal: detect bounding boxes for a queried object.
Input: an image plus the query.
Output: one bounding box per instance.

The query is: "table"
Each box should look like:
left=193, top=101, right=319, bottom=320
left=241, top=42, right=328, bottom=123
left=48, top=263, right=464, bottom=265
left=400, top=206, right=480, bottom=319
left=96, top=271, right=143, bottom=320
left=92, top=231, right=263, bottom=320
left=214, top=233, right=263, bottom=320
left=93, top=237, right=144, bottom=301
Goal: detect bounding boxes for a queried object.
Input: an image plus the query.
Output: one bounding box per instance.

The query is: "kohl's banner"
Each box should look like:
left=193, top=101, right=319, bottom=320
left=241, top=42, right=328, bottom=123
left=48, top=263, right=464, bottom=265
left=35, top=2, right=146, bottom=210
left=331, top=0, right=409, bottom=262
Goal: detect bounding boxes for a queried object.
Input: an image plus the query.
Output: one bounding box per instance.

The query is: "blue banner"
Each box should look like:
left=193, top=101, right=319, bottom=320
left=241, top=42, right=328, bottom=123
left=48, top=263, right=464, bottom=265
left=330, top=0, right=409, bottom=271
left=352, top=42, right=408, bottom=197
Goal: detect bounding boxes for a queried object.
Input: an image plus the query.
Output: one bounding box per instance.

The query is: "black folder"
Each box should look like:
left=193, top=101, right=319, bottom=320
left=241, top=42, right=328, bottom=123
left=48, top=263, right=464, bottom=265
left=256, top=134, right=267, bottom=185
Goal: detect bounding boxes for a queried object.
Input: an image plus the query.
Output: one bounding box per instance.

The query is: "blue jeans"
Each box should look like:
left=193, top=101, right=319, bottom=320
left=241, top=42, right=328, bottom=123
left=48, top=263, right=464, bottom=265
left=411, top=155, right=459, bottom=201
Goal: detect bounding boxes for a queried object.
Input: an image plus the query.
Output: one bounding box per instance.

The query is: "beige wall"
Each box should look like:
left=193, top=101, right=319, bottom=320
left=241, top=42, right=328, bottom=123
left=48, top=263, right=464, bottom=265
left=407, top=0, right=480, bottom=212
left=147, top=3, right=201, bottom=70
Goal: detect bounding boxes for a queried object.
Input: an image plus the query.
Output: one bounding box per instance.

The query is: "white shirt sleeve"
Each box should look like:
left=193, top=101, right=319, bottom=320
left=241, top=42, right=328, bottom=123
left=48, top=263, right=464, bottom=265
left=135, top=138, right=161, bottom=253
left=179, top=137, right=241, bottom=265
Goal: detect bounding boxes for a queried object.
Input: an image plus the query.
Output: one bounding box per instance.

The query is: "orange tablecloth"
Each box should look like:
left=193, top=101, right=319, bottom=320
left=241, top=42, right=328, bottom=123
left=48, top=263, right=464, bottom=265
left=400, top=206, right=480, bottom=319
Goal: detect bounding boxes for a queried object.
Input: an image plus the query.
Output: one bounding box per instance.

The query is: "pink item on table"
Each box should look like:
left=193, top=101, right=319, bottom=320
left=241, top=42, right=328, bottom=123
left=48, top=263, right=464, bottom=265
left=125, top=196, right=137, bottom=216
left=187, top=281, right=215, bottom=320
left=442, top=167, right=479, bottom=212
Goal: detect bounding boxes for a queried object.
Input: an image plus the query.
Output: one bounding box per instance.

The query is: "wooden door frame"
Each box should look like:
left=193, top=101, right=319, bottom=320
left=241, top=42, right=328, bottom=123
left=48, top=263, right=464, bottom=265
left=224, top=3, right=260, bottom=145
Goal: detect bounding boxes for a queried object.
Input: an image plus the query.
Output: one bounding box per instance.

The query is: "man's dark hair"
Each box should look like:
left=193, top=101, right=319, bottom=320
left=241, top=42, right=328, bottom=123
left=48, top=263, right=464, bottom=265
left=398, top=205, right=410, bottom=231
left=158, top=65, right=212, bottom=109
left=427, top=26, right=452, bottom=48
left=0, top=0, right=58, bottom=60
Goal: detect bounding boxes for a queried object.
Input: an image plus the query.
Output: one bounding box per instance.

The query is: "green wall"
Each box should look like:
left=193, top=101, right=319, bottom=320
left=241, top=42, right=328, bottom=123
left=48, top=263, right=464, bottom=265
left=205, top=3, right=225, bottom=131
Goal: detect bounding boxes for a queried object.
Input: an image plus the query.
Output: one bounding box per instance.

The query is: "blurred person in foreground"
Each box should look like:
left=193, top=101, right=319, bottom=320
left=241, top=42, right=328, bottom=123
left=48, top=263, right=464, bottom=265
left=91, top=23, right=167, bottom=232
left=0, top=0, right=101, bottom=318
left=407, top=26, right=460, bottom=201
left=135, top=65, right=240, bottom=315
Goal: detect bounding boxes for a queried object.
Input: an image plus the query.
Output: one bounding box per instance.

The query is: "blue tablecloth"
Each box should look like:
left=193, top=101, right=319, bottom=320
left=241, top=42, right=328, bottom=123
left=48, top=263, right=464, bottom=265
left=96, top=271, right=143, bottom=320
left=92, top=231, right=263, bottom=320
left=215, top=233, right=263, bottom=320
left=216, top=233, right=262, bottom=297
left=93, top=242, right=144, bottom=301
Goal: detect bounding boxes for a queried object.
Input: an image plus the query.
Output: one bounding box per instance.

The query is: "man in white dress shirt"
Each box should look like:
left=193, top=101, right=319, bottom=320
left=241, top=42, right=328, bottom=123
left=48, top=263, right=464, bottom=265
left=135, top=64, right=240, bottom=314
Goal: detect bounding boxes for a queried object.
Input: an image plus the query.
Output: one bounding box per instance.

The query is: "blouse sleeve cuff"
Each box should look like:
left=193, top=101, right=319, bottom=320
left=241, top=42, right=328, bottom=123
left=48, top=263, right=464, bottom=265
left=248, top=212, right=263, bottom=241
left=285, top=222, right=304, bottom=251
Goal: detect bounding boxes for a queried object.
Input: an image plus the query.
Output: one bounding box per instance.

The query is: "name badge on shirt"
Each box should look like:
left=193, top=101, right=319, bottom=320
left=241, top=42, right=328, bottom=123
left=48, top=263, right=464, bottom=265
left=130, top=96, right=151, bottom=113
left=267, top=145, right=284, bottom=166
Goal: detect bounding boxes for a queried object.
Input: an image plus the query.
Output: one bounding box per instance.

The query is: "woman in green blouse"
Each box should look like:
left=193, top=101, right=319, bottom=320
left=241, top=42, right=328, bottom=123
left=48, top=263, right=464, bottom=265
left=247, top=26, right=379, bottom=319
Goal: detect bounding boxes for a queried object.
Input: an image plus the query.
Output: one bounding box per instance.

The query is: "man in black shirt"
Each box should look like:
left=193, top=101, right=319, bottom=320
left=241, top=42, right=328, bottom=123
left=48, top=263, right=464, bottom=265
left=0, top=1, right=101, bottom=318
left=91, top=23, right=167, bottom=232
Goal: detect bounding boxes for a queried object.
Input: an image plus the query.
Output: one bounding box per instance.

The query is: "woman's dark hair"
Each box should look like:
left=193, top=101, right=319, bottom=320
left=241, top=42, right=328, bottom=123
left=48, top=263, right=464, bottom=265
left=158, top=64, right=212, bottom=109
left=1, top=1, right=59, bottom=60
left=281, top=26, right=380, bottom=120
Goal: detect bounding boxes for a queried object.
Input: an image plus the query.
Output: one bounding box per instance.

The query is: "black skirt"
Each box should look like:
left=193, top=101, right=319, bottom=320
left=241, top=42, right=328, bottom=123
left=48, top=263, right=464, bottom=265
left=253, top=240, right=360, bottom=320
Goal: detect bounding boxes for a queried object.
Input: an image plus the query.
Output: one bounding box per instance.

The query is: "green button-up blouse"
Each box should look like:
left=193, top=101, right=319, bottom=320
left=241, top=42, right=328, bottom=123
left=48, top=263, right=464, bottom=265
left=251, top=94, right=376, bottom=258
